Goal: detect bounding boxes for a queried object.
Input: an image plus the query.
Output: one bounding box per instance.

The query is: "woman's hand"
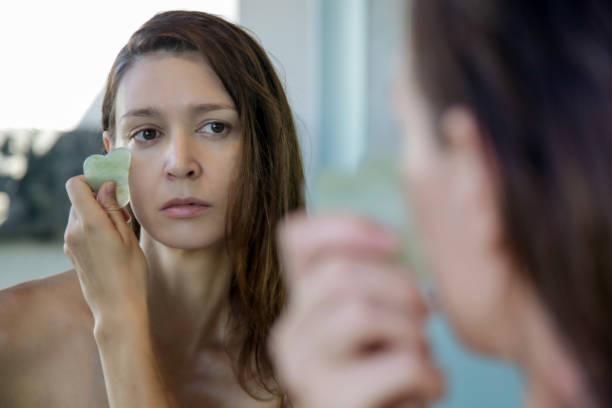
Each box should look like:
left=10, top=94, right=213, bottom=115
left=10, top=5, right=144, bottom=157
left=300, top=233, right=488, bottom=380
left=64, top=175, right=177, bottom=408
left=64, top=175, right=148, bottom=329
left=270, top=213, right=444, bottom=408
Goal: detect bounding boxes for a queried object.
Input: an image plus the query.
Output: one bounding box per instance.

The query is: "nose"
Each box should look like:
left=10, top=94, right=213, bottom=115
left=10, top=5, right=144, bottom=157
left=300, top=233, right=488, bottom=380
left=165, top=133, right=202, bottom=180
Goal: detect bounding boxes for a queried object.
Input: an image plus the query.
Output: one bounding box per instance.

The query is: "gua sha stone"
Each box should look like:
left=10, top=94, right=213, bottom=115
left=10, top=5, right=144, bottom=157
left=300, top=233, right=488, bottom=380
left=83, top=147, right=132, bottom=207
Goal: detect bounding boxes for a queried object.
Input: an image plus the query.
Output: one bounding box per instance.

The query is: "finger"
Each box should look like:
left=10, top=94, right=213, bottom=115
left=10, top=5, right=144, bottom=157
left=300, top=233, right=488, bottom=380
left=277, top=213, right=398, bottom=284
left=280, top=287, right=426, bottom=365
left=64, top=206, right=81, bottom=250
left=270, top=307, right=440, bottom=408
left=291, top=257, right=428, bottom=327
left=346, top=350, right=445, bottom=406
left=279, top=261, right=429, bottom=366
left=311, top=298, right=427, bottom=358
left=68, top=203, right=80, bottom=222
left=121, top=207, right=131, bottom=223
left=66, top=176, right=112, bottom=225
left=66, top=205, right=79, bottom=229
left=63, top=208, right=79, bottom=269
left=96, top=180, right=132, bottom=240
left=286, top=282, right=427, bottom=357
left=63, top=241, right=75, bottom=266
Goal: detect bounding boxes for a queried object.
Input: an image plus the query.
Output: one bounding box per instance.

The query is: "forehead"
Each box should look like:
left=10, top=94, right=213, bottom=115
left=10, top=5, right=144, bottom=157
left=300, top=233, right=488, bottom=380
left=115, top=51, right=235, bottom=114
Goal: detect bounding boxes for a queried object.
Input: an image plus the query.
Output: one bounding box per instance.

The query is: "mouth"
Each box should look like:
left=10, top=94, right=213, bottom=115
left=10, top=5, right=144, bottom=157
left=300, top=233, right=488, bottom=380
left=160, top=197, right=212, bottom=218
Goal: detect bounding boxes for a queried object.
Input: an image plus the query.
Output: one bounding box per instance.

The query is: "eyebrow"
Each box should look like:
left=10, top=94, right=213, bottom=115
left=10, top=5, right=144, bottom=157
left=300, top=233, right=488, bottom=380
left=119, top=103, right=236, bottom=122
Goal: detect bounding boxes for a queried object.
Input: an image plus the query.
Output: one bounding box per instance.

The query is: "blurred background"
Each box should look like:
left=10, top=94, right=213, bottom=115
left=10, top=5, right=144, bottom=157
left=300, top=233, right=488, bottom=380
left=0, top=0, right=523, bottom=406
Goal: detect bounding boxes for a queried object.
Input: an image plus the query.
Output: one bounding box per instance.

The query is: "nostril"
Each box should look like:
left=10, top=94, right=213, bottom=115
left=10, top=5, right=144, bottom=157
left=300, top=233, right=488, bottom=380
left=165, top=159, right=199, bottom=179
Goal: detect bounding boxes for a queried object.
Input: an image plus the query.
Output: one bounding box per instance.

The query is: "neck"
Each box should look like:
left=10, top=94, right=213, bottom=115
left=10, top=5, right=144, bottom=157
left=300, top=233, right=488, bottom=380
left=140, top=231, right=234, bottom=358
left=509, top=289, right=589, bottom=408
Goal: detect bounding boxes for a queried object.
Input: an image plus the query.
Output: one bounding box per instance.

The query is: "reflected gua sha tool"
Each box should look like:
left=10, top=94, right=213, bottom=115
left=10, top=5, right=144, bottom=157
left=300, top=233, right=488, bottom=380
left=83, top=147, right=132, bottom=207
left=310, top=159, right=430, bottom=277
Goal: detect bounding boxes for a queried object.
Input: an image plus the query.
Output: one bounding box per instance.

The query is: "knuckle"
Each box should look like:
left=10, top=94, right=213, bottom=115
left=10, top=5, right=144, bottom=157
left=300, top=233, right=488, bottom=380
left=80, top=218, right=97, bottom=232
left=64, top=229, right=75, bottom=246
left=104, top=206, right=121, bottom=215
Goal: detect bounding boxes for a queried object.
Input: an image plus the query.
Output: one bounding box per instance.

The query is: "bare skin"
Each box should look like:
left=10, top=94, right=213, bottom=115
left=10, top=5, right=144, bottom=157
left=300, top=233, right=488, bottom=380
left=0, top=52, right=281, bottom=408
left=0, top=270, right=277, bottom=408
left=269, top=38, right=591, bottom=408
left=270, top=214, right=443, bottom=408
left=0, top=271, right=106, bottom=407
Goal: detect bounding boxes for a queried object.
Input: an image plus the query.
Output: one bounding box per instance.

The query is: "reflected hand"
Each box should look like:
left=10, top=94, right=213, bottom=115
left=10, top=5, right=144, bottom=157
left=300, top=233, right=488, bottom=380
left=270, top=213, right=444, bottom=408
left=64, top=175, right=148, bottom=328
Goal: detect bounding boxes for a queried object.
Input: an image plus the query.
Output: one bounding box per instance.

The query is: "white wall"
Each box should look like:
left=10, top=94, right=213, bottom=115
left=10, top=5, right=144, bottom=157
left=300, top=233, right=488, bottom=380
left=239, top=0, right=322, bottom=177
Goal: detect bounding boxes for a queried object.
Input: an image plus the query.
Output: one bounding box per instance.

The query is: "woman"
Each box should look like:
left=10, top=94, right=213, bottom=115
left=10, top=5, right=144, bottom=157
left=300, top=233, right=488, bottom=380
left=271, top=1, right=612, bottom=407
left=0, top=10, right=304, bottom=408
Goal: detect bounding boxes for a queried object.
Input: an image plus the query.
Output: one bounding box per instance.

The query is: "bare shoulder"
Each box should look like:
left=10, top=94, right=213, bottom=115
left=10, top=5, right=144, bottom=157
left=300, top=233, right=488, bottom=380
left=0, top=269, right=94, bottom=369
left=0, top=271, right=109, bottom=406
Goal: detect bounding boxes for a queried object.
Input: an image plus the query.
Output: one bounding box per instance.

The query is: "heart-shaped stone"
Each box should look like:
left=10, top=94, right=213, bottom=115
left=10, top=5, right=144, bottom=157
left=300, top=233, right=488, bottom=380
left=83, top=147, right=132, bottom=207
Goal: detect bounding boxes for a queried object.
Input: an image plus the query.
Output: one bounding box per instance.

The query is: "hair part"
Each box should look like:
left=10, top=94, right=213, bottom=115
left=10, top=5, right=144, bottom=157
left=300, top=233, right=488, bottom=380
left=102, top=10, right=305, bottom=402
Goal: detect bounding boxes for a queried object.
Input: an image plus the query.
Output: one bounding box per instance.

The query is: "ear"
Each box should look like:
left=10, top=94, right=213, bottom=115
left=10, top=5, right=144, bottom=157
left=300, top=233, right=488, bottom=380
left=440, top=106, right=502, bottom=246
left=103, top=131, right=113, bottom=153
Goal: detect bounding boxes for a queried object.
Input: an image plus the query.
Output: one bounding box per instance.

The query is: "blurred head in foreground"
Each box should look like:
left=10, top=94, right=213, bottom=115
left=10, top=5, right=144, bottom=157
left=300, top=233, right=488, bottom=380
left=399, top=1, right=612, bottom=405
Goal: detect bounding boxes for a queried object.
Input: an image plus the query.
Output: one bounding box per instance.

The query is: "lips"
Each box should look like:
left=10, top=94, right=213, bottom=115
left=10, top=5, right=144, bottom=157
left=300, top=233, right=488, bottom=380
left=160, top=197, right=211, bottom=218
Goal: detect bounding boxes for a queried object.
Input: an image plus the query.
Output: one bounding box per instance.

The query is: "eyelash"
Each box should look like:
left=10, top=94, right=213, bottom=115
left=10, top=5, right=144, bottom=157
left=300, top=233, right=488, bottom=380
left=198, top=121, right=231, bottom=137
left=128, top=121, right=231, bottom=144
left=130, top=128, right=160, bottom=143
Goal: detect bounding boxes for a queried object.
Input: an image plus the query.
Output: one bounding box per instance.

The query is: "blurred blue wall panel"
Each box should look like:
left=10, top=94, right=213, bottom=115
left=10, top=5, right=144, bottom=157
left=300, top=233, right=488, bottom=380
left=320, top=0, right=368, bottom=171
left=430, top=314, right=524, bottom=408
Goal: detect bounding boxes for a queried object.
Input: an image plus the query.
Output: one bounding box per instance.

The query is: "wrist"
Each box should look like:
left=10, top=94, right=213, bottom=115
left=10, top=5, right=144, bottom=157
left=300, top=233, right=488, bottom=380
left=93, top=302, right=150, bottom=345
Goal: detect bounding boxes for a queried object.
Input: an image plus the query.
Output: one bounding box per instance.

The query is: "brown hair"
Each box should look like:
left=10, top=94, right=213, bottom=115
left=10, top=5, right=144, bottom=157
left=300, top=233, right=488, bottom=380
left=412, top=0, right=612, bottom=405
left=102, top=10, right=305, bottom=401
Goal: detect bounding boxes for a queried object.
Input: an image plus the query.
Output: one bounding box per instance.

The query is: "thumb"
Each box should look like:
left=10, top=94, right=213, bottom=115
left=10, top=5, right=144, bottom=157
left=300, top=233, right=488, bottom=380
left=97, top=181, right=129, bottom=227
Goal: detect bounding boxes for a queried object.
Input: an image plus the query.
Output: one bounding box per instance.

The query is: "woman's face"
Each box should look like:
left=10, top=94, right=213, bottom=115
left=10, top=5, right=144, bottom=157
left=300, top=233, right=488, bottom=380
left=395, top=49, right=516, bottom=353
left=107, top=51, right=241, bottom=250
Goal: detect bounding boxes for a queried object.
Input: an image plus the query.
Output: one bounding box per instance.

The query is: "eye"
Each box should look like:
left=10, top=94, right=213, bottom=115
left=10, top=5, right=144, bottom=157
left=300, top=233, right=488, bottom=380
left=132, top=128, right=160, bottom=142
left=201, top=121, right=229, bottom=136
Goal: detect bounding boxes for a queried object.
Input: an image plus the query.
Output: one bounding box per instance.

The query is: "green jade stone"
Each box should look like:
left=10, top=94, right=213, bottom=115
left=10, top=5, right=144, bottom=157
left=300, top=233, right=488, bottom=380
left=83, top=147, right=132, bottom=207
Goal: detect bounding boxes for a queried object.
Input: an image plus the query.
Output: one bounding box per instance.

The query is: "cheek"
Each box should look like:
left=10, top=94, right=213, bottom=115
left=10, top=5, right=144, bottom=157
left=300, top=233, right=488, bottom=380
left=401, top=134, right=455, bottom=294
left=214, top=141, right=242, bottom=198
left=400, top=126, right=445, bottom=246
left=401, top=136, right=507, bottom=350
left=126, top=158, right=156, bottom=224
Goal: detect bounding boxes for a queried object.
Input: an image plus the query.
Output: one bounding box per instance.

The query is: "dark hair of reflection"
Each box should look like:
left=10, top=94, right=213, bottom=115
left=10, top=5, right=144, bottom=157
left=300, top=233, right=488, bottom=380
left=101, top=10, right=305, bottom=403
left=412, top=1, right=612, bottom=405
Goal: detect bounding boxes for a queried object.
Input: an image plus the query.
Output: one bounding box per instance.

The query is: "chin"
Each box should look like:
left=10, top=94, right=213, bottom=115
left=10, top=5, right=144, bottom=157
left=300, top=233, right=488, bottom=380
left=161, top=234, right=225, bottom=251
left=140, top=222, right=226, bottom=252
left=442, top=300, right=511, bottom=357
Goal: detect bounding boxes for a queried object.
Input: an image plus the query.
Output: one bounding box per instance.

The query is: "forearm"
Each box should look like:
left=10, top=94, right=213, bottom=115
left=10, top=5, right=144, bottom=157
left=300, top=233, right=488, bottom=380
left=94, top=313, right=178, bottom=408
